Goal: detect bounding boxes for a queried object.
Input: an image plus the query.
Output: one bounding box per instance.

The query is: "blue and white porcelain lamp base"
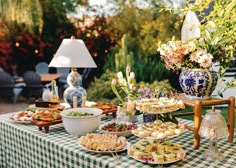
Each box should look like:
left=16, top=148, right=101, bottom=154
left=63, top=68, right=87, bottom=108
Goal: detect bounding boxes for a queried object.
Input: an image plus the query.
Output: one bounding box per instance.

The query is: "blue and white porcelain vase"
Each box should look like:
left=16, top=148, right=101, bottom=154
left=179, top=69, right=218, bottom=100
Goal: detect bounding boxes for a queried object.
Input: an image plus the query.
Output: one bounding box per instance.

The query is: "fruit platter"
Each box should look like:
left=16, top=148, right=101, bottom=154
left=99, top=121, right=136, bottom=137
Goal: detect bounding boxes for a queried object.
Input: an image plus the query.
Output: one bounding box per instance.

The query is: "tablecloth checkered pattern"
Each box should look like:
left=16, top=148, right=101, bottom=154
left=0, top=112, right=236, bottom=168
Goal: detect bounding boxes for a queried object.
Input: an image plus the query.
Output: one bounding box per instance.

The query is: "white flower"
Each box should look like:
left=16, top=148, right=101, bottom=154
left=198, top=53, right=213, bottom=68
left=117, top=72, right=123, bottom=79
left=206, top=21, right=216, bottom=32
left=190, top=51, right=200, bottom=62
left=130, top=72, right=135, bottom=79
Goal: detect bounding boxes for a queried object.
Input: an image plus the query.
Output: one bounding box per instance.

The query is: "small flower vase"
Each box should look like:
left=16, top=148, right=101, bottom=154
left=179, top=69, right=218, bottom=100
left=116, top=100, right=137, bottom=123
left=143, top=113, right=157, bottom=123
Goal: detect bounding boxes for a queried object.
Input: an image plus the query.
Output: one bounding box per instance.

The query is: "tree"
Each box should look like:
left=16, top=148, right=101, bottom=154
left=0, top=0, right=43, bottom=34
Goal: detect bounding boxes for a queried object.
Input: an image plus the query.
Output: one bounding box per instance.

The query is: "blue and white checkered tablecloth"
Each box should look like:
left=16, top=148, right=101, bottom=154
left=0, top=112, right=236, bottom=168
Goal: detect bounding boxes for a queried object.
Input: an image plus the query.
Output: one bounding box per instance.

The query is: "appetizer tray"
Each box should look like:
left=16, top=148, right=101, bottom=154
left=135, top=97, right=180, bottom=114
left=99, top=121, right=136, bottom=137
left=86, top=102, right=117, bottom=117
left=128, top=151, right=186, bottom=165
left=31, top=110, right=63, bottom=133
left=78, top=133, right=127, bottom=153
left=78, top=139, right=131, bottom=154
left=128, top=139, right=186, bottom=165
left=29, top=104, right=65, bottom=111
left=31, top=119, right=62, bottom=133
left=10, top=109, right=37, bottom=124
left=132, top=120, right=184, bottom=140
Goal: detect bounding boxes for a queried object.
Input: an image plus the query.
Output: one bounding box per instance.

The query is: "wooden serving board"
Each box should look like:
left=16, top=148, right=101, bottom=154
left=86, top=102, right=117, bottom=117
left=31, top=119, right=62, bottom=133
left=102, top=108, right=117, bottom=117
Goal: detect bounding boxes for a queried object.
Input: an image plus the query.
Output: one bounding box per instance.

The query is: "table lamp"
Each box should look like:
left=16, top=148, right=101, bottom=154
left=49, top=36, right=97, bottom=107
left=198, top=106, right=229, bottom=161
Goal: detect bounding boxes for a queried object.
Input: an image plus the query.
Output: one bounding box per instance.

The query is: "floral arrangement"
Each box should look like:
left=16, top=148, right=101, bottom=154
left=158, top=39, right=214, bottom=72
left=111, top=65, right=137, bottom=117
left=158, top=0, right=235, bottom=76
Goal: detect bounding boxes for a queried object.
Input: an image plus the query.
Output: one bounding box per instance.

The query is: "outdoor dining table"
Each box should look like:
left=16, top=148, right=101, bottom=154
left=0, top=112, right=236, bottom=168
left=15, top=73, right=63, bottom=83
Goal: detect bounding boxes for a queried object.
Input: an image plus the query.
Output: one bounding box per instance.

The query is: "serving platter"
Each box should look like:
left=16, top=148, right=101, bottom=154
left=128, top=150, right=186, bottom=165
left=86, top=101, right=117, bottom=117
left=78, top=138, right=131, bottom=154
left=132, top=133, right=180, bottom=141
left=29, top=104, right=65, bottom=111
left=31, top=119, right=62, bottom=133
left=10, top=110, right=36, bottom=124
left=99, top=121, right=136, bottom=137
left=131, top=120, right=184, bottom=140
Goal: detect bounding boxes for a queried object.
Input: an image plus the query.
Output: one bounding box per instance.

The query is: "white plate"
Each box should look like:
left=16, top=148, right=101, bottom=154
left=78, top=139, right=131, bottom=154
left=128, top=150, right=186, bottom=165
left=10, top=111, right=34, bottom=124
left=132, top=133, right=180, bottom=140
left=99, top=121, right=135, bottom=137
left=10, top=117, right=32, bottom=124
left=141, top=107, right=180, bottom=114
left=29, top=104, right=65, bottom=110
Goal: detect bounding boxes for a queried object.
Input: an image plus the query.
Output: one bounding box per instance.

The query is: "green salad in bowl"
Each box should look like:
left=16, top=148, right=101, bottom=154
left=66, top=111, right=94, bottom=117
left=61, top=108, right=102, bottom=136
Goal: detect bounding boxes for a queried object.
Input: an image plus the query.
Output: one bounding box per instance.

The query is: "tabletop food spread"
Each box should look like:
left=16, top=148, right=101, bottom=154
left=1, top=98, right=236, bottom=168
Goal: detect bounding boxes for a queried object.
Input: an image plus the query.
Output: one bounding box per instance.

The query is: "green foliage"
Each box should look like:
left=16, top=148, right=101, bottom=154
left=87, top=69, right=116, bottom=102
left=0, top=0, right=43, bottom=34
left=115, top=35, right=134, bottom=71
left=105, top=3, right=181, bottom=85
left=137, top=80, right=175, bottom=97
left=87, top=69, right=175, bottom=103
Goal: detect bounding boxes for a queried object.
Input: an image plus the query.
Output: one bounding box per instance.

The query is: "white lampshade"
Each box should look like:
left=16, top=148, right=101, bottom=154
left=49, top=38, right=97, bottom=68
left=181, top=11, right=201, bottom=41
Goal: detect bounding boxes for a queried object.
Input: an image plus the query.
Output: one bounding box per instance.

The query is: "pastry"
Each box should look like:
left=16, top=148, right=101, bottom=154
left=132, top=120, right=184, bottom=139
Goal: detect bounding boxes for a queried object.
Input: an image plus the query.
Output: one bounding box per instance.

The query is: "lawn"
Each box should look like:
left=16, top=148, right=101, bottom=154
left=173, top=106, right=236, bottom=125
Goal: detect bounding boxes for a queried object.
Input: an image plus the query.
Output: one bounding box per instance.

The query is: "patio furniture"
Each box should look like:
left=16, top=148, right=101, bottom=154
left=0, top=71, right=25, bottom=104
left=56, top=67, right=70, bottom=91
left=15, top=73, right=63, bottom=83
left=174, top=94, right=235, bottom=149
left=22, top=71, right=45, bottom=102
left=1, top=113, right=236, bottom=167
left=35, top=62, right=49, bottom=74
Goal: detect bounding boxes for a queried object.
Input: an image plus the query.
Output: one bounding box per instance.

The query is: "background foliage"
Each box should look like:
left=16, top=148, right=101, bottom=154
left=0, top=0, right=189, bottom=101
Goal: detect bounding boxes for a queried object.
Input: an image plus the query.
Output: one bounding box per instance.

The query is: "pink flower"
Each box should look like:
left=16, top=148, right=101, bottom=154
left=126, top=100, right=136, bottom=113
left=126, top=65, right=130, bottom=73
left=111, top=79, right=117, bottom=86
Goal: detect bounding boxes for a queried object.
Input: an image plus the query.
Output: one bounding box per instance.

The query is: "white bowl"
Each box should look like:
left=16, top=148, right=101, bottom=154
left=61, top=107, right=103, bottom=136
left=99, top=121, right=136, bottom=137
